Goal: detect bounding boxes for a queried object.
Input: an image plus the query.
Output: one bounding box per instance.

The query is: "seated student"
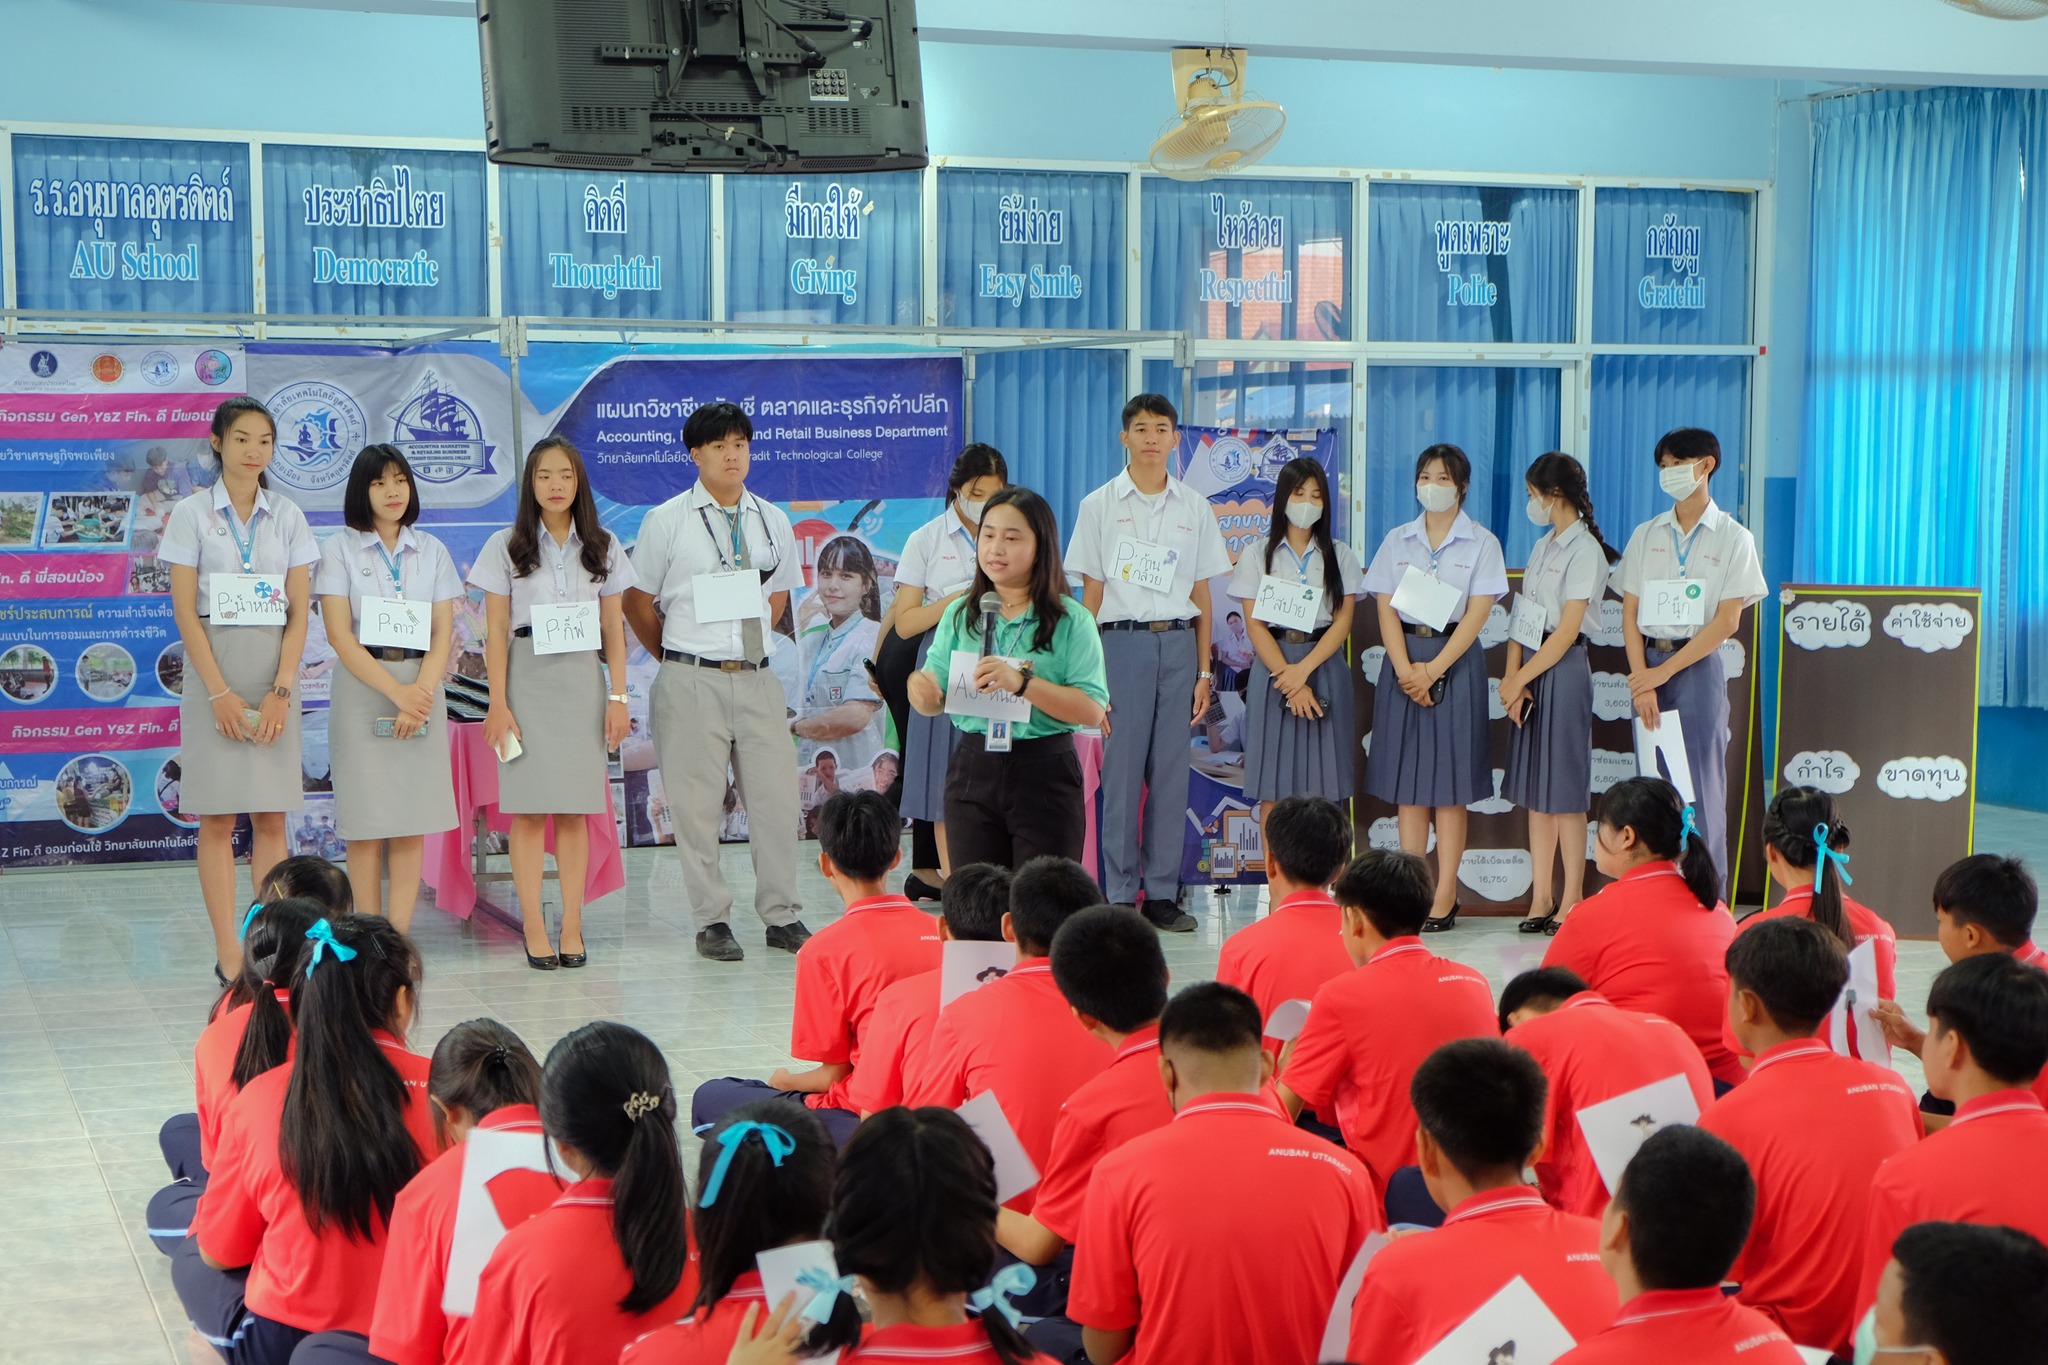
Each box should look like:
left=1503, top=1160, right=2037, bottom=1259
left=906, top=857, right=1112, bottom=1211
left=692, top=791, right=941, bottom=1145
left=1699, top=918, right=1921, bottom=1357
left=1543, top=776, right=1743, bottom=1090
left=174, top=917, right=437, bottom=1365
left=621, top=1104, right=839, bottom=1365
left=1067, top=983, right=1379, bottom=1365
left=1874, top=854, right=2048, bottom=1120
left=1213, top=794, right=1355, bottom=1054
left=1278, top=849, right=1496, bottom=1206
left=1555, top=1126, right=1804, bottom=1364
left=848, top=864, right=1012, bottom=1117
left=1866, top=1222, right=2048, bottom=1365
left=464, top=1021, right=697, bottom=1365
left=1858, top=951, right=2048, bottom=1313
left=1348, top=1039, right=1618, bottom=1364
left=1499, top=967, right=1714, bottom=1218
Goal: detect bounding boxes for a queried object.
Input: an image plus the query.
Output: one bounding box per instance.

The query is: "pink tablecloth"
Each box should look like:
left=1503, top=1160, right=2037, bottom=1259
left=1077, top=731, right=1102, bottom=876
left=421, top=719, right=626, bottom=919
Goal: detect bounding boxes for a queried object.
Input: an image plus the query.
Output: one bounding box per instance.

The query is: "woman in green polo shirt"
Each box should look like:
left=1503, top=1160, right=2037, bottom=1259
left=908, top=485, right=1109, bottom=869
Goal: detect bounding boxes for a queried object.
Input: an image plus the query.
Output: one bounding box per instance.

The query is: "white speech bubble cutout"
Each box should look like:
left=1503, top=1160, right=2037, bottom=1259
left=1876, top=755, right=1970, bottom=802
left=1459, top=848, right=1535, bottom=901
left=1718, top=638, right=1747, bottom=680
left=1782, top=749, right=1861, bottom=795
left=1591, top=671, right=1636, bottom=722
left=1588, top=597, right=1626, bottom=648
left=1586, top=822, right=1601, bottom=861
left=1784, top=599, right=1872, bottom=652
left=1591, top=748, right=1637, bottom=794
left=1478, top=601, right=1512, bottom=649
left=1467, top=768, right=1513, bottom=816
left=1883, top=602, right=1975, bottom=654
left=1487, top=675, right=1507, bottom=721
left=1361, top=645, right=1386, bottom=687
left=1367, top=815, right=1434, bottom=853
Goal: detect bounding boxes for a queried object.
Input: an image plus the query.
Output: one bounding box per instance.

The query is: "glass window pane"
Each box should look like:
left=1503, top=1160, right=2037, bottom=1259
left=1141, top=179, right=1353, bottom=340
left=1593, top=188, right=1754, bottom=344
left=1145, top=359, right=1353, bottom=541
left=1589, top=355, right=1751, bottom=542
left=725, top=172, right=921, bottom=325
left=498, top=168, right=710, bottom=320
left=1367, top=183, right=1578, bottom=344
left=937, top=169, right=1125, bottom=330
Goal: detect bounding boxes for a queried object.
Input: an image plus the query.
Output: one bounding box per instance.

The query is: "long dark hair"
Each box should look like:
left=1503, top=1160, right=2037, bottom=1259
left=507, top=436, right=614, bottom=582
left=229, top=897, right=323, bottom=1090
left=1762, top=786, right=1853, bottom=949
left=541, top=1021, right=688, bottom=1314
left=815, top=535, right=882, bottom=621
left=947, top=444, right=1008, bottom=505
left=1525, top=451, right=1619, bottom=565
left=1263, top=457, right=1345, bottom=604
left=691, top=1103, right=846, bottom=1342
left=210, top=397, right=274, bottom=491
left=963, top=486, right=1067, bottom=654
left=810, top=1108, right=1034, bottom=1365
left=429, top=1019, right=543, bottom=1150
left=1415, top=442, right=1472, bottom=507
left=1599, top=777, right=1720, bottom=910
left=279, top=916, right=425, bottom=1240
left=209, top=857, right=350, bottom=1023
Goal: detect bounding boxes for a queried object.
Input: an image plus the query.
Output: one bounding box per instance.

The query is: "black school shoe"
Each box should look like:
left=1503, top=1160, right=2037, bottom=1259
left=696, top=923, right=745, bottom=962
left=765, top=921, right=813, bottom=953
left=1141, top=898, right=1198, bottom=934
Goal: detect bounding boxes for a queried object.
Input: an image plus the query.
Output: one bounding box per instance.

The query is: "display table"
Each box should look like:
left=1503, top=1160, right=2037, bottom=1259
left=422, top=718, right=626, bottom=922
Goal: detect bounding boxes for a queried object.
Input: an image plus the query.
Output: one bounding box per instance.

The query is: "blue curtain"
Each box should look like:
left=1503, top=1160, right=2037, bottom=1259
left=1367, top=184, right=1577, bottom=344
left=937, top=169, right=1124, bottom=330
left=1590, top=355, right=1750, bottom=556
left=725, top=173, right=922, bottom=326
left=1800, top=89, right=2028, bottom=704
left=497, top=168, right=709, bottom=320
left=1593, top=187, right=1754, bottom=345
left=2011, top=104, right=2048, bottom=708
left=1364, top=366, right=1561, bottom=561
left=970, top=348, right=1127, bottom=543
left=1140, top=177, right=1353, bottom=341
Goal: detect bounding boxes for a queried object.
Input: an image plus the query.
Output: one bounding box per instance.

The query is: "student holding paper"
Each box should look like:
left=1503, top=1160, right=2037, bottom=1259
left=471, top=436, right=635, bottom=968
left=1214, top=795, right=1354, bottom=1061
left=316, top=445, right=461, bottom=930
left=1361, top=444, right=1509, bottom=930
left=907, top=488, right=1109, bottom=871
left=163, top=397, right=321, bottom=982
left=1226, top=457, right=1360, bottom=815
left=1699, top=919, right=1921, bottom=1358
left=1500, top=453, right=1619, bottom=934
left=1613, top=428, right=1767, bottom=887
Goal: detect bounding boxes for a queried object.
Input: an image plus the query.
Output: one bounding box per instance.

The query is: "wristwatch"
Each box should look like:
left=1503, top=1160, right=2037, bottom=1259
left=608, top=693, right=628, bottom=704
left=269, top=684, right=290, bottom=700
left=1014, top=662, right=1035, bottom=696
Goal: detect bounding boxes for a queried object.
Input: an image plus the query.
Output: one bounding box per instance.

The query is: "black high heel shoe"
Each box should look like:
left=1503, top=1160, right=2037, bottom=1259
left=526, top=947, right=560, bottom=970
left=557, top=933, right=587, bottom=969
left=1519, top=906, right=1560, bottom=934
left=1421, top=906, right=1460, bottom=933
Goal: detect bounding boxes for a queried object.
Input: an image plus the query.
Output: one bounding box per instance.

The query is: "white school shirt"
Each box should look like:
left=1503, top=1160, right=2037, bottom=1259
left=1226, top=534, right=1364, bottom=630
left=893, top=508, right=980, bottom=601
left=1361, top=510, right=1510, bottom=625
left=313, top=526, right=465, bottom=629
left=628, top=482, right=802, bottom=659
left=1519, top=519, right=1611, bottom=638
left=467, top=525, right=637, bottom=631
left=156, top=484, right=321, bottom=616
left=1613, top=499, right=1767, bottom=638
left=796, top=612, right=885, bottom=769
left=1064, top=470, right=1232, bottom=623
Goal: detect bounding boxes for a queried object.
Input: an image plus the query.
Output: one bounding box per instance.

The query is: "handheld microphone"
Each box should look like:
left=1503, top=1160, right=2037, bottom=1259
left=978, top=591, right=1003, bottom=659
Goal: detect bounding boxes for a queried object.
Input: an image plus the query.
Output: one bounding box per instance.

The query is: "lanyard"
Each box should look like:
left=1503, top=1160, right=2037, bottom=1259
left=223, top=506, right=259, bottom=572
left=1279, top=538, right=1316, bottom=584
left=806, top=616, right=859, bottom=696
left=696, top=497, right=781, bottom=577
left=1669, top=520, right=1706, bottom=578
left=993, top=611, right=1032, bottom=659
left=373, top=538, right=405, bottom=599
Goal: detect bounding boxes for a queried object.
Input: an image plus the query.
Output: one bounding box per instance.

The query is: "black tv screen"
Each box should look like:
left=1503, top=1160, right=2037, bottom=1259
left=479, top=0, right=927, bottom=174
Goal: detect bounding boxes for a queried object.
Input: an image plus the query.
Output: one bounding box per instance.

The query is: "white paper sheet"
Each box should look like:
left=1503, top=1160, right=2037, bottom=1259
left=939, top=940, right=1018, bottom=1009
left=756, top=1239, right=844, bottom=1364
left=1266, top=998, right=1313, bottom=1043
left=1575, top=1072, right=1701, bottom=1195
left=957, top=1089, right=1040, bottom=1205
left=1317, top=1232, right=1389, bottom=1360
left=1414, top=1275, right=1578, bottom=1365
left=1829, top=937, right=1891, bottom=1066
left=1633, top=709, right=1696, bottom=805
left=441, top=1127, right=558, bottom=1316
left=944, top=650, right=1032, bottom=723
left=1391, top=565, right=1463, bottom=633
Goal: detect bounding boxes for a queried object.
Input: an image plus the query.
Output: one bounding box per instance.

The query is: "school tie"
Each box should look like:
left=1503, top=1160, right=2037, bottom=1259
left=718, top=505, right=767, bottom=662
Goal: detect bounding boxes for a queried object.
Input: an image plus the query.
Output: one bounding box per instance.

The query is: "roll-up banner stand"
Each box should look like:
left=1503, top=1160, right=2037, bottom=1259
left=1774, top=586, right=1981, bottom=939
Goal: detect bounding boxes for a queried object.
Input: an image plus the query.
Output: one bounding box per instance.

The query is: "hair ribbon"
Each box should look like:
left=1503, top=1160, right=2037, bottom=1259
left=1679, top=804, right=1700, bottom=846
left=698, top=1119, right=795, bottom=1207
left=1814, top=822, right=1854, bottom=887
left=237, top=902, right=264, bottom=942
left=968, top=1263, right=1038, bottom=1328
left=303, top=918, right=356, bottom=974
left=795, top=1265, right=857, bottom=1322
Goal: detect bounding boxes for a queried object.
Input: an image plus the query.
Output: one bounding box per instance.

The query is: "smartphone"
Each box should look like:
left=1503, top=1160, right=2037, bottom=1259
left=1428, top=676, right=1450, bottom=705
left=373, top=717, right=426, bottom=740
left=240, top=707, right=263, bottom=738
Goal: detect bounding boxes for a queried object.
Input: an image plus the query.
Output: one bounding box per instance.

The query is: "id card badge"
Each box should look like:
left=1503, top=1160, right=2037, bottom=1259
left=1110, top=536, right=1177, bottom=594
left=1639, top=577, right=1708, bottom=632
left=1509, top=593, right=1549, bottom=651
left=986, top=719, right=1013, bottom=753
left=210, top=572, right=289, bottom=626
left=1389, top=564, right=1462, bottom=633
left=1253, top=574, right=1323, bottom=631
left=360, top=596, right=431, bottom=651
left=693, top=568, right=763, bottom=623
left=529, top=601, right=600, bottom=654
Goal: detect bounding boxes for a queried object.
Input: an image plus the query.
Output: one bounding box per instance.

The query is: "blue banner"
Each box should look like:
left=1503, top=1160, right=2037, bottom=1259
left=498, top=168, right=711, bottom=320
left=725, top=174, right=923, bottom=326
left=936, top=169, right=1125, bottom=330
left=261, top=145, right=487, bottom=317
left=13, top=135, right=251, bottom=314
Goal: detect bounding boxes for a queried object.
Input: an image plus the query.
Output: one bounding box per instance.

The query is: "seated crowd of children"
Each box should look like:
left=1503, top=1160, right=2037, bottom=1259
left=146, top=781, right=2048, bottom=1365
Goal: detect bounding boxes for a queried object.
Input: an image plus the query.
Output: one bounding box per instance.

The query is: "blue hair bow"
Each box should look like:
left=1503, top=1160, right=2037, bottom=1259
left=1679, top=804, right=1700, bottom=846
left=1814, top=822, right=1854, bottom=887
left=795, top=1265, right=857, bottom=1323
left=699, top=1119, right=796, bottom=1208
left=968, top=1263, right=1038, bottom=1328
left=238, top=902, right=264, bottom=942
left=303, top=919, right=357, bottom=974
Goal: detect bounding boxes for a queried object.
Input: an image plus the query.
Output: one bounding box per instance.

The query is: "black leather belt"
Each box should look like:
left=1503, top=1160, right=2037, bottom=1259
left=511, top=625, right=531, bottom=638
left=371, top=646, right=425, bottom=662
left=1276, top=627, right=1328, bottom=645
left=664, top=649, right=763, bottom=672
left=1646, top=637, right=1690, bottom=653
left=1402, top=623, right=1443, bottom=639
left=1101, top=618, right=1191, bottom=633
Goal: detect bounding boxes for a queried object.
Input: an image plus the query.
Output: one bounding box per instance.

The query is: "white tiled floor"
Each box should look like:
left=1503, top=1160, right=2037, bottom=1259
left=4, top=806, right=2045, bottom=1364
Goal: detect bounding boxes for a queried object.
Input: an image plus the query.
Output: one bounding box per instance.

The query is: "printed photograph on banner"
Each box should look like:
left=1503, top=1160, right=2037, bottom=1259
left=76, top=643, right=137, bottom=702
left=792, top=530, right=894, bottom=774
left=155, top=758, right=197, bottom=829
left=54, top=754, right=133, bottom=834
left=288, top=796, right=347, bottom=861
left=0, top=645, right=58, bottom=704
left=154, top=641, right=186, bottom=697
left=0, top=492, right=41, bottom=546
left=42, top=493, right=134, bottom=549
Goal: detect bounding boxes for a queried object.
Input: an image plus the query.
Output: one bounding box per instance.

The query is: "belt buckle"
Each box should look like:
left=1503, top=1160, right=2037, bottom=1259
left=1152, top=619, right=1174, bottom=632
left=719, top=658, right=745, bottom=673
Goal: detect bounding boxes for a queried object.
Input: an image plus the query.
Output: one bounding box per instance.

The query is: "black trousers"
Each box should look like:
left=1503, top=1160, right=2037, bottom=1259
left=874, top=626, right=938, bottom=869
left=944, top=731, right=1084, bottom=872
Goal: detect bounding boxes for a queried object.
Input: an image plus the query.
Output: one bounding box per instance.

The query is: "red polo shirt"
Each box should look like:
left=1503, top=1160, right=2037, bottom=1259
left=1698, top=1039, right=1920, bottom=1353
left=1215, top=890, right=1355, bottom=1052
left=2017, top=944, right=2048, bottom=1109
left=368, top=1105, right=565, bottom=1365
left=1554, top=1288, right=1805, bottom=1364
left=1505, top=993, right=1716, bottom=1217
left=460, top=1177, right=697, bottom=1365
left=791, top=895, right=941, bottom=1113
left=194, top=1000, right=255, bottom=1169
left=1860, top=1088, right=2048, bottom=1311
left=1348, top=1186, right=1617, bottom=1364
left=1281, top=937, right=1497, bottom=1197
left=1543, top=862, right=1743, bottom=1086
left=1724, top=889, right=1900, bottom=1065
left=191, top=1034, right=437, bottom=1335
left=619, top=1270, right=768, bottom=1365
left=1030, top=1026, right=1175, bottom=1245
left=1069, top=1092, right=1380, bottom=1365
left=905, top=960, right=1111, bottom=1212
left=849, top=1321, right=1053, bottom=1362
left=844, top=967, right=940, bottom=1115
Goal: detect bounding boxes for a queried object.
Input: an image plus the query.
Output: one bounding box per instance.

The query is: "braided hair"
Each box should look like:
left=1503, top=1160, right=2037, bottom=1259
left=1526, top=452, right=1619, bottom=564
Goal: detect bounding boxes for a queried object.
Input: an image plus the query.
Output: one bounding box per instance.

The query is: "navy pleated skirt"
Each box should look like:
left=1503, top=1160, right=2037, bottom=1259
left=1364, top=632, right=1490, bottom=808
left=1502, top=641, right=1593, bottom=815
left=1242, top=638, right=1356, bottom=802
left=901, top=632, right=962, bottom=822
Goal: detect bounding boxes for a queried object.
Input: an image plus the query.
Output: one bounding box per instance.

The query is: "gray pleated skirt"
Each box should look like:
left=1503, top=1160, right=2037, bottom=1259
left=1364, top=632, right=1490, bottom=808
left=328, top=656, right=456, bottom=840
left=901, top=632, right=961, bottom=822
left=1503, top=641, right=1593, bottom=815
left=500, top=634, right=608, bottom=815
left=178, top=623, right=303, bottom=816
left=1242, top=637, right=1357, bottom=802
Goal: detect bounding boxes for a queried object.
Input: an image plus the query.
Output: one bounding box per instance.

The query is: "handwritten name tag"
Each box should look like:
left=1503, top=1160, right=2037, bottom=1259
left=1111, top=537, right=1177, bottom=593
left=210, top=573, right=288, bottom=626
left=529, top=601, right=599, bottom=655
left=360, top=595, right=430, bottom=651
left=1639, top=577, right=1707, bottom=631
left=1254, top=575, right=1322, bottom=631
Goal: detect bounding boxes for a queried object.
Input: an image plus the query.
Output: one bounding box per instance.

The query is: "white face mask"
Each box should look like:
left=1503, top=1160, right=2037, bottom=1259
left=1416, top=482, right=1458, bottom=514
left=957, top=497, right=987, bottom=523
left=1285, top=499, right=1322, bottom=530
left=1526, top=495, right=1552, bottom=526
left=1658, top=463, right=1701, bottom=501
